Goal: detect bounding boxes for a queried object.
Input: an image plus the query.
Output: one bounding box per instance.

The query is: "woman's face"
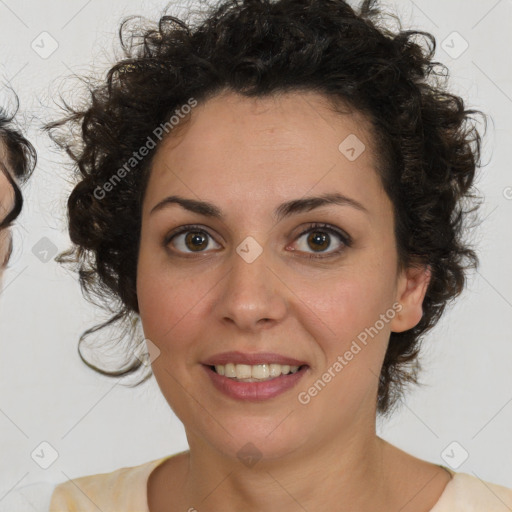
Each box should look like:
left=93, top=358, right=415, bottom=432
left=137, top=90, right=430, bottom=461
left=0, top=152, right=15, bottom=281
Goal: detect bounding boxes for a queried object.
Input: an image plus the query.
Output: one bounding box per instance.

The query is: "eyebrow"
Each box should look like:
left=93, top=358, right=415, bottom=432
left=149, top=192, right=368, bottom=222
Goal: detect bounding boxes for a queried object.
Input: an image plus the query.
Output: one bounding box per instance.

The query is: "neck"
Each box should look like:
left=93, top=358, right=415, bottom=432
left=179, top=426, right=389, bottom=511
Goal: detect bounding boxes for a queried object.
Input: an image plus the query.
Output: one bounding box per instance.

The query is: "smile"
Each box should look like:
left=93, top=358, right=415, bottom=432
left=203, top=364, right=309, bottom=401
left=212, top=363, right=302, bottom=381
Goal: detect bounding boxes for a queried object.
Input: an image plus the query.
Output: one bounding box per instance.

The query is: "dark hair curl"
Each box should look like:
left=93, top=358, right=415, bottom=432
left=47, top=0, right=485, bottom=414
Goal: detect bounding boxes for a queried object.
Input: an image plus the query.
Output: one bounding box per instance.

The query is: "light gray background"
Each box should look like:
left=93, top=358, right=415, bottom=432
left=0, top=0, right=511, bottom=499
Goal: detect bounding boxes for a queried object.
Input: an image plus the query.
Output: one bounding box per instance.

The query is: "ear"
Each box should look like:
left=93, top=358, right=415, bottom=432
left=390, top=264, right=431, bottom=333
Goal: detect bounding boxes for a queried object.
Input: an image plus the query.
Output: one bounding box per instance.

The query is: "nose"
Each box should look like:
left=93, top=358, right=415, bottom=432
left=214, top=241, right=288, bottom=332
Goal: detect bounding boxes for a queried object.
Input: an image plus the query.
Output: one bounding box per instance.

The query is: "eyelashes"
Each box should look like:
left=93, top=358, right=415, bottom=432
left=163, top=222, right=352, bottom=259
left=293, top=223, right=351, bottom=259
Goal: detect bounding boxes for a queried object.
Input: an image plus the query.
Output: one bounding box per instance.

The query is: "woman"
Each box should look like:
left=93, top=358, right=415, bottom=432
left=0, top=104, right=38, bottom=512
left=0, top=105, right=35, bottom=286
left=47, top=0, right=512, bottom=510
left=0, top=108, right=39, bottom=511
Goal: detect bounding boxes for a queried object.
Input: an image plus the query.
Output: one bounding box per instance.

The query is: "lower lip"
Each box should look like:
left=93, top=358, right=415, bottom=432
left=203, top=365, right=308, bottom=402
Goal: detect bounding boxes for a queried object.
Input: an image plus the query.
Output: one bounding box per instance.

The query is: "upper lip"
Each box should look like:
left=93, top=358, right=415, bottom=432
left=202, top=351, right=308, bottom=367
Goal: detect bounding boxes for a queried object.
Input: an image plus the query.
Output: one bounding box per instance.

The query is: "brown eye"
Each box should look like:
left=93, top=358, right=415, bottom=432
left=291, top=223, right=351, bottom=259
left=165, top=225, right=221, bottom=255
left=306, top=231, right=330, bottom=252
left=183, top=231, right=209, bottom=252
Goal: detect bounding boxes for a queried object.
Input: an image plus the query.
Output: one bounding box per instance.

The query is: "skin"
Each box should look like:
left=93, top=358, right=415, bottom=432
left=0, top=144, right=15, bottom=283
left=137, top=90, right=452, bottom=512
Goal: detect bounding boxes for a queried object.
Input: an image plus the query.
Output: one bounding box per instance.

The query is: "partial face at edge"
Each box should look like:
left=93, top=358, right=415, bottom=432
left=136, top=90, right=430, bottom=460
left=0, top=147, right=16, bottom=280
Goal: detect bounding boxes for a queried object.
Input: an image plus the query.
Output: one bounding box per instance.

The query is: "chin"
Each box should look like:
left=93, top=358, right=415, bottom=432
left=185, top=413, right=316, bottom=466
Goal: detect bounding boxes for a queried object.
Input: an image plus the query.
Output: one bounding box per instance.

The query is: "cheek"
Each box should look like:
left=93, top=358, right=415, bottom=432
left=304, top=266, right=398, bottom=381
left=308, top=266, right=396, bottom=334
left=298, top=278, right=397, bottom=413
left=0, top=229, right=10, bottom=266
left=136, top=254, right=211, bottom=354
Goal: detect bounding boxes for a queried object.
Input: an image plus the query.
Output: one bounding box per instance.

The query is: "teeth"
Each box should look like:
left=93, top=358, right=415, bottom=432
left=213, top=363, right=301, bottom=381
left=236, top=364, right=252, bottom=379
left=225, top=363, right=236, bottom=378
left=252, top=364, right=269, bottom=379
left=269, top=364, right=281, bottom=378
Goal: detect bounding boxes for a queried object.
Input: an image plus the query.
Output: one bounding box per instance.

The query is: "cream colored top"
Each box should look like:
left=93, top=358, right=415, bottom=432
left=11, top=455, right=512, bottom=512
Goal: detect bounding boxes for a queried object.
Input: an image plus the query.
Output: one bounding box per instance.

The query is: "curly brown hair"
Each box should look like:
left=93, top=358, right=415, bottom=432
left=47, top=0, right=484, bottom=414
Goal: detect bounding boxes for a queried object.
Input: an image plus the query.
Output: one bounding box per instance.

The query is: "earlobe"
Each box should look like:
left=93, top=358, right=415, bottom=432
left=390, top=264, right=432, bottom=333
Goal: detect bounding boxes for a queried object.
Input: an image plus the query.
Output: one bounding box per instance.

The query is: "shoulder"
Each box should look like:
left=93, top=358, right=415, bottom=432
left=49, top=456, right=172, bottom=512
left=432, top=472, right=512, bottom=511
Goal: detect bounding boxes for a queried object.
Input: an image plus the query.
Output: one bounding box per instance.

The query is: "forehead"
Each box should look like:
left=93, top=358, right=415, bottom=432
left=165, top=90, right=375, bottom=151
left=146, top=90, right=386, bottom=213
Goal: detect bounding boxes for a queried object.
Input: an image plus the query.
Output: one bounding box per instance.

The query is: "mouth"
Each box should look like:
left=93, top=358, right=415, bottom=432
left=201, top=354, right=310, bottom=401
left=208, top=363, right=306, bottom=382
